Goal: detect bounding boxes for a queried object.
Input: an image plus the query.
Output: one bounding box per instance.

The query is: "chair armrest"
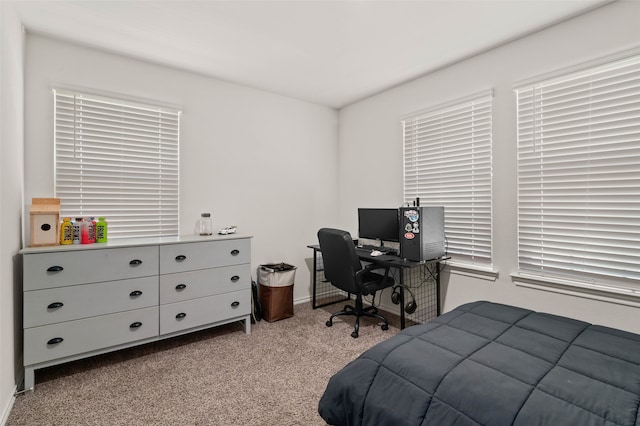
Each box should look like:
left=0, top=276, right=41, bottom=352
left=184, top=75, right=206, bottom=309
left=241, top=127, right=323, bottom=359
left=354, top=264, right=395, bottom=296
left=356, top=264, right=392, bottom=285
left=363, top=263, right=387, bottom=273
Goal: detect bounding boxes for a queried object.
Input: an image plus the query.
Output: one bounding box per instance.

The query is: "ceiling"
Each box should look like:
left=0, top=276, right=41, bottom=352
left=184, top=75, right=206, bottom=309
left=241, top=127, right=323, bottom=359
left=9, top=0, right=610, bottom=109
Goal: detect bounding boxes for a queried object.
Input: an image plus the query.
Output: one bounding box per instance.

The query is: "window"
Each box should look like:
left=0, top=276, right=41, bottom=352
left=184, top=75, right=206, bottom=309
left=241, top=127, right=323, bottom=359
left=54, top=89, right=181, bottom=239
left=515, top=53, right=640, bottom=294
left=403, top=91, right=493, bottom=265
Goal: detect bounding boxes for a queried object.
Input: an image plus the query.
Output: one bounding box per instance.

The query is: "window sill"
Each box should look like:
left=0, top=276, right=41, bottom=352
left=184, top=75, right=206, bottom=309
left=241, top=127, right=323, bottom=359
left=511, top=273, right=640, bottom=308
left=443, top=260, right=498, bottom=282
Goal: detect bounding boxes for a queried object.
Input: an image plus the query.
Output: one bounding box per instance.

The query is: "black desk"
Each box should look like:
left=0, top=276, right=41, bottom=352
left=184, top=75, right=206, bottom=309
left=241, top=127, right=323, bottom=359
left=307, top=244, right=447, bottom=329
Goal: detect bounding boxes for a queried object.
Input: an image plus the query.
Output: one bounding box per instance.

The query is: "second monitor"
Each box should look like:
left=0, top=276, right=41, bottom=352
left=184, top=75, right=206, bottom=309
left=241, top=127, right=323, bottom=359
left=357, top=208, right=399, bottom=245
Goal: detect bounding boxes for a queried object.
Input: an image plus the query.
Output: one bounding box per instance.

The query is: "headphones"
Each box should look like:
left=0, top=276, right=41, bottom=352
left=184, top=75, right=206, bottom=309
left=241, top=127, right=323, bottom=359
left=391, top=285, right=417, bottom=314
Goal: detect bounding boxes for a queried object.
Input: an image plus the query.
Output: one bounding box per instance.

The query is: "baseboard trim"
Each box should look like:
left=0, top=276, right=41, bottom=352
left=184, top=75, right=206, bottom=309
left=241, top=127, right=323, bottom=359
left=294, top=296, right=311, bottom=305
left=0, top=388, right=17, bottom=426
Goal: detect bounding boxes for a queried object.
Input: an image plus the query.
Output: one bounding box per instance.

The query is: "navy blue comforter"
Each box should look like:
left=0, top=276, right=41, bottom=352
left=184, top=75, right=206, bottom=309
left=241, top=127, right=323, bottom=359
left=318, top=301, right=640, bottom=425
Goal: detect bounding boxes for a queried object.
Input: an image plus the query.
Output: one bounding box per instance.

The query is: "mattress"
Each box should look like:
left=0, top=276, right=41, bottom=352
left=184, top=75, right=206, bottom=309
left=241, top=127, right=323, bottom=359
left=318, top=301, right=640, bottom=425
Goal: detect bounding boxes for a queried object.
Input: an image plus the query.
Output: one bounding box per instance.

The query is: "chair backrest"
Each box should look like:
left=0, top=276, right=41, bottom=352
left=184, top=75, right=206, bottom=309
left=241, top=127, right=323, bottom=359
left=317, top=228, right=363, bottom=294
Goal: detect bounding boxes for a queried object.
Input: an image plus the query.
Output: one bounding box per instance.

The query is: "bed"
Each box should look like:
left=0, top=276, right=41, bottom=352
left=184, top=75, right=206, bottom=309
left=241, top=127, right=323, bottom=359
left=318, top=301, right=640, bottom=426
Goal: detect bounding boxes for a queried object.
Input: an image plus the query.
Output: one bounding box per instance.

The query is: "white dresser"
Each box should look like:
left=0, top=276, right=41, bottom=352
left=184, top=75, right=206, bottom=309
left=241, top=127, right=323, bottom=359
left=20, top=234, right=251, bottom=391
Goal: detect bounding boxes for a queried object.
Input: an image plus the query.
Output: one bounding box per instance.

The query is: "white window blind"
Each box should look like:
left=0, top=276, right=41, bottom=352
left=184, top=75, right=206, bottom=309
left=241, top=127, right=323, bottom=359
left=403, top=92, right=493, bottom=264
left=516, top=53, right=640, bottom=291
left=54, top=89, right=181, bottom=239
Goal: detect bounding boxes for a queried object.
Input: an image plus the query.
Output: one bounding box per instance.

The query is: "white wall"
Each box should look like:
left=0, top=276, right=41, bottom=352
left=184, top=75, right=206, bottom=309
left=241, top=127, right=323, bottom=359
left=0, top=2, right=24, bottom=423
left=6, top=6, right=639, bottom=420
left=23, top=34, right=339, bottom=305
left=338, top=1, right=640, bottom=333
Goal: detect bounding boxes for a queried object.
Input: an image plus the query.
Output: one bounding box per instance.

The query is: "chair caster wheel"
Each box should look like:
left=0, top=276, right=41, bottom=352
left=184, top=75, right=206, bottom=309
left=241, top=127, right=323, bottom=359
left=351, top=331, right=359, bottom=338
left=326, top=321, right=333, bottom=327
left=381, top=324, right=389, bottom=331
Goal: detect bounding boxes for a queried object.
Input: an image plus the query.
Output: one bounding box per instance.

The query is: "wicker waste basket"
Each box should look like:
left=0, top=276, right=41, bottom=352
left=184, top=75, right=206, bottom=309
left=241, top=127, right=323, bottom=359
left=258, top=263, right=296, bottom=322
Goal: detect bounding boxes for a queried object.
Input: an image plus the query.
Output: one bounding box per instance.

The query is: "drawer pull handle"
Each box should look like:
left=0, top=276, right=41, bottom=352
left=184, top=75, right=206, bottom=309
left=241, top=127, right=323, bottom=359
left=47, top=302, right=64, bottom=309
left=175, top=284, right=187, bottom=290
left=129, top=259, right=143, bottom=266
left=47, top=266, right=64, bottom=272
left=130, top=322, right=142, bottom=329
left=231, top=275, right=240, bottom=282
left=176, top=312, right=187, bottom=319
left=130, top=290, right=143, bottom=297
left=47, top=337, right=64, bottom=345
left=231, top=301, right=240, bottom=308
left=175, top=255, right=187, bottom=262
left=230, top=249, right=240, bottom=256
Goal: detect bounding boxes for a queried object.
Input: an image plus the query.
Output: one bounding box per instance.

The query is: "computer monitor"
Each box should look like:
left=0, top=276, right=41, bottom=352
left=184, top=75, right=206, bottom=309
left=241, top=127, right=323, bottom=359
left=357, top=208, right=400, bottom=243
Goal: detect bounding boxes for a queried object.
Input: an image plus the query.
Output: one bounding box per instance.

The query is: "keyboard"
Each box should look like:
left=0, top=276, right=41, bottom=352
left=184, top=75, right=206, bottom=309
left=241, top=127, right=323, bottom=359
left=356, top=246, right=398, bottom=256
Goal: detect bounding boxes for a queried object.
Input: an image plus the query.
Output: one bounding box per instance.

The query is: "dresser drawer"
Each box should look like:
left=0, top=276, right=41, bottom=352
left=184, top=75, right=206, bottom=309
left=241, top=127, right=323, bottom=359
left=24, top=246, right=159, bottom=291
left=160, top=289, right=250, bottom=334
left=159, top=239, right=250, bottom=274
left=24, top=307, right=159, bottom=365
left=159, top=264, right=250, bottom=304
left=24, top=276, right=159, bottom=328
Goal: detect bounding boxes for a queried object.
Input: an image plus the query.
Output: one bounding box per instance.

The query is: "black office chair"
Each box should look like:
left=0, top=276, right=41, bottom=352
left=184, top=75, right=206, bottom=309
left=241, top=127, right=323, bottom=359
left=317, top=228, right=395, bottom=338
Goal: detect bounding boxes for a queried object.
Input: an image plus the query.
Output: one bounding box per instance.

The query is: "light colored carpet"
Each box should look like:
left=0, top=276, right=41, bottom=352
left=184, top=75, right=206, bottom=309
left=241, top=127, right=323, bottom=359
left=8, top=302, right=400, bottom=425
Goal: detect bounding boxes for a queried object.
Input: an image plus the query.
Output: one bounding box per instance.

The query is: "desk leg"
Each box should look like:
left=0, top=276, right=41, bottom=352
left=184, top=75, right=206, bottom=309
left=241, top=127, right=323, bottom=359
left=399, top=271, right=406, bottom=329
left=312, top=248, right=318, bottom=309
left=436, top=262, right=441, bottom=316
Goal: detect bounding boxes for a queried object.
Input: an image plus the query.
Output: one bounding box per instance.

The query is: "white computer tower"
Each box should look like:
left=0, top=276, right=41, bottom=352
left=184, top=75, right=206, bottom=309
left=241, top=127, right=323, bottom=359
left=399, top=206, right=445, bottom=261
